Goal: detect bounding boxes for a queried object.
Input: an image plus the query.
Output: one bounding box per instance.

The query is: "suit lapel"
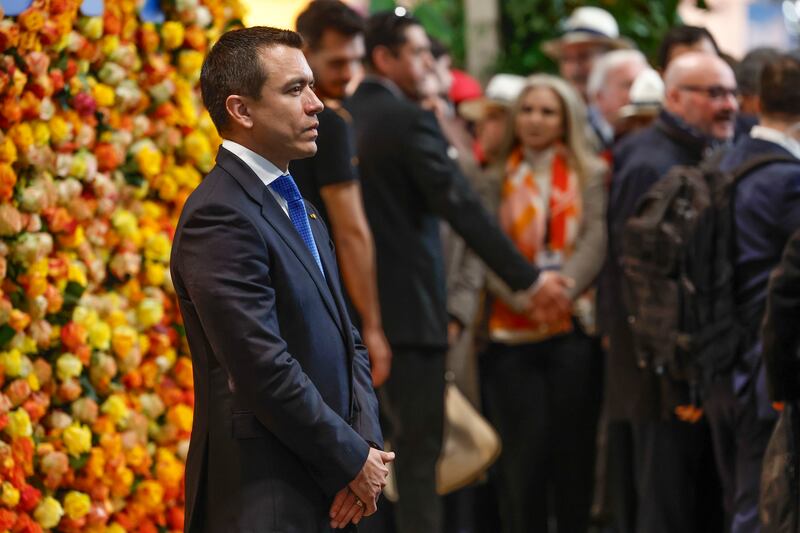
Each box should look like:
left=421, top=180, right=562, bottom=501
left=308, top=209, right=354, bottom=350
left=215, top=148, right=345, bottom=337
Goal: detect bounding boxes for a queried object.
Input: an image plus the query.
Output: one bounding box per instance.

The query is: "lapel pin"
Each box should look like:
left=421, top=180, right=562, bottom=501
left=309, top=213, right=317, bottom=220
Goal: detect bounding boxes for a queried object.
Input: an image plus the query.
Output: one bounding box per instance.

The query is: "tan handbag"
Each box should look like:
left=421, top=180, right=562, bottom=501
left=383, top=382, right=502, bottom=501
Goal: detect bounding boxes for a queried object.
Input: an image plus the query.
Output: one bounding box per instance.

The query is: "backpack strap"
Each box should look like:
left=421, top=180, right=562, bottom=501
left=731, top=153, right=800, bottom=183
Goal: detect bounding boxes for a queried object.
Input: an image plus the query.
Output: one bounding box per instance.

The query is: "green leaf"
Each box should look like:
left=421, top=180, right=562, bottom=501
left=0, top=324, right=16, bottom=349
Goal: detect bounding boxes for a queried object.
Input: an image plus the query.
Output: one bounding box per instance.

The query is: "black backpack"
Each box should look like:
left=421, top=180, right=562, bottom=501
left=620, top=150, right=798, bottom=390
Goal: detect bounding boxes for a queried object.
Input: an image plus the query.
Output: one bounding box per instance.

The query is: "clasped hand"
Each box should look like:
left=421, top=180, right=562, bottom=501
left=329, top=447, right=395, bottom=529
left=526, top=271, right=574, bottom=324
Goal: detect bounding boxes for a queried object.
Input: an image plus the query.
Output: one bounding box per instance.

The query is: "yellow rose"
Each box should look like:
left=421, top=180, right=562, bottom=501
left=72, top=306, right=98, bottom=328
left=177, top=50, right=204, bottom=81
left=106, top=309, right=127, bottom=329
left=111, top=325, right=137, bottom=359
left=34, top=496, right=64, bottom=529
left=111, top=209, right=138, bottom=238
left=137, top=298, right=164, bottom=329
left=67, top=261, right=88, bottom=287
left=156, top=448, right=184, bottom=488
left=2, top=350, right=23, bottom=377
left=6, top=408, right=32, bottom=438
left=157, top=174, right=178, bottom=200
left=32, top=121, right=50, bottom=147
left=81, top=17, right=104, bottom=40
left=88, top=321, right=111, bottom=350
left=27, top=372, right=40, bottom=391
left=125, top=444, right=148, bottom=469
left=0, top=136, right=18, bottom=163
left=183, top=130, right=211, bottom=163
left=107, top=523, right=127, bottom=533
left=167, top=404, right=193, bottom=433
left=101, top=35, right=120, bottom=56
left=1, top=481, right=20, bottom=507
left=49, top=115, right=71, bottom=145
left=62, top=423, right=92, bottom=457
left=101, top=395, right=129, bottom=425
left=135, top=146, right=163, bottom=179
left=92, top=83, right=115, bottom=107
left=8, top=123, right=33, bottom=153
left=145, top=233, right=170, bottom=263
left=145, top=262, right=166, bottom=286
left=135, top=481, right=164, bottom=511
left=63, top=490, right=91, bottom=520
left=56, top=353, right=83, bottom=381
left=162, top=21, right=185, bottom=50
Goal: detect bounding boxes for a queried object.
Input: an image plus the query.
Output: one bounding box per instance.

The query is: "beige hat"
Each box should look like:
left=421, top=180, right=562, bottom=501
left=542, top=7, right=632, bottom=58
left=458, top=73, right=527, bottom=122
left=618, top=68, right=665, bottom=119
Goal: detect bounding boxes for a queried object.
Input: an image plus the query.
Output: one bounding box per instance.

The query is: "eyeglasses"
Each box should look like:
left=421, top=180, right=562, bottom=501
left=678, top=85, right=738, bottom=100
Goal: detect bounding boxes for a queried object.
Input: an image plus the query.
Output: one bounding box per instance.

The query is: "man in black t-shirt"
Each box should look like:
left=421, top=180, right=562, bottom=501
left=292, top=1, right=391, bottom=387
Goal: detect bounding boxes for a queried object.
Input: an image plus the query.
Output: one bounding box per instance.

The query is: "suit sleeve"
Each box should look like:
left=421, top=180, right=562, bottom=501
left=404, top=110, right=539, bottom=292
left=176, top=203, right=369, bottom=495
left=350, top=324, right=384, bottom=448
left=762, top=229, right=800, bottom=402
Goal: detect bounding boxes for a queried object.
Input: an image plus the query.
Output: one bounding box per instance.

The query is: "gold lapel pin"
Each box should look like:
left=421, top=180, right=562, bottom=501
left=309, top=213, right=317, bottom=220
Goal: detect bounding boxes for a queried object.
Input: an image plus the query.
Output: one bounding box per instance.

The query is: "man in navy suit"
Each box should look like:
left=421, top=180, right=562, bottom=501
left=171, top=27, right=391, bottom=532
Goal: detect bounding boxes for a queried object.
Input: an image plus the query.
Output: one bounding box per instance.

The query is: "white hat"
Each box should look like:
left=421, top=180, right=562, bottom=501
left=458, top=74, right=527, bottom=122
left=618, top=68, right=664, bottom=119
left=542, top=7, right=632, bottom=58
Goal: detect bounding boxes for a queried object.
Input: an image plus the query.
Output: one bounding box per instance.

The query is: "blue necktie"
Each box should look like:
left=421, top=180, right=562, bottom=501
left=271, top=174, right=325, bottom=276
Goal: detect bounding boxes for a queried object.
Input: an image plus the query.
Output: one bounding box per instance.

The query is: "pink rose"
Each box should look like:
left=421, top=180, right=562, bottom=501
left=0, top=203, right=23, bottom=236
left=72, top=92, right=96, bottom=116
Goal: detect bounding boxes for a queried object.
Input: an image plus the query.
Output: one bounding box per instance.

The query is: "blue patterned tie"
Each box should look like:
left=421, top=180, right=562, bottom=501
left=271, top=174, right=325, bottom=276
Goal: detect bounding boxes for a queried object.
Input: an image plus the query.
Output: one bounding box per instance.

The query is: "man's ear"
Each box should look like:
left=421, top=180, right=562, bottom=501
left=371, top=45, right=394, bottom=76
left=225, top=95, right=253, bottom=129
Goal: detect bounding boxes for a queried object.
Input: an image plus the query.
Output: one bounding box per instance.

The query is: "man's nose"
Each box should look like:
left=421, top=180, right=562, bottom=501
left=306, top=88, right=324, bottom=114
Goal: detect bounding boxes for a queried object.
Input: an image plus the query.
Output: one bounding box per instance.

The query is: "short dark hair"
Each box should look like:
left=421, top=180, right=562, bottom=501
left=657, top=25, right=720, bottom=70
left=736, top=47, right=781, bottom=97
left=296, top=0, right=364, bottom=50
left=760, top=53, right=800, bottom=119
left=428, top=35, right=449, bottom=60
left=364, top=10, right=423, bottom=69
left=200, top=26, right=303, bottom=132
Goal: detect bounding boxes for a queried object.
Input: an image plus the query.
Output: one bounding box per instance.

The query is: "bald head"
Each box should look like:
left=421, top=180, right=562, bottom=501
left=663, top=52, right=738, bottom=140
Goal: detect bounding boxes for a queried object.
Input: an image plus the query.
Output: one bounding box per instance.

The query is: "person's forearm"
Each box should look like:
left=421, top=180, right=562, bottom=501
left=334, top=227, right=383, bottom=330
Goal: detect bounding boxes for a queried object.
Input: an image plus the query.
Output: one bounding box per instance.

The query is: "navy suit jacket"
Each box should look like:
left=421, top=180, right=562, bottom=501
left=171, top=147, right=382, bottom=533
left=719, top=136, right=800, bottom=417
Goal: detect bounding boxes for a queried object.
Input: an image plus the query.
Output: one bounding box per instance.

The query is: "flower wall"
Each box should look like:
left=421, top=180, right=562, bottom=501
left=0, top=1, right=243, bottom=531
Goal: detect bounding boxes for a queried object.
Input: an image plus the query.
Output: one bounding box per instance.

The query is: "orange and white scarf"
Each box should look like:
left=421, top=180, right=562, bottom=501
left=489, top=145, right=582, bottom=341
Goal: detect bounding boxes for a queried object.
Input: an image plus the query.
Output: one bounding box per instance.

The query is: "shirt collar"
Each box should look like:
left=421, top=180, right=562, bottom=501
left=221, top=139, right=285, bottom=187
left=362, top=74, right=407, bottom=100
left=750, top=125, right=800, bottom=160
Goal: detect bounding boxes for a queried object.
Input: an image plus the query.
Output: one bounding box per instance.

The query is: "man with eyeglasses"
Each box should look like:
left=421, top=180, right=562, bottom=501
left=706, top=53, right=800, bottom=533
left=602, top=51, right=737, bottom=532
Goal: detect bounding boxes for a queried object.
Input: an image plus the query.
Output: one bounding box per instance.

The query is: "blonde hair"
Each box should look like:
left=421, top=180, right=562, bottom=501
left=499, top=74, right=606, bottom=189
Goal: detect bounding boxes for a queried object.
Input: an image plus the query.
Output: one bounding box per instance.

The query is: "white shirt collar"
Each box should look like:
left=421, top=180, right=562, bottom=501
left=221, top=139, right=290, bottom=217
left=221, top=139, right=286, bottom=187
left=750, top=125, right=800, bottom=160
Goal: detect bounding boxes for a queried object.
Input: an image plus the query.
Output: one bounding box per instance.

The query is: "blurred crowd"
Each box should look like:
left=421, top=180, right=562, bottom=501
left=288, top=2, right=800, bottom=532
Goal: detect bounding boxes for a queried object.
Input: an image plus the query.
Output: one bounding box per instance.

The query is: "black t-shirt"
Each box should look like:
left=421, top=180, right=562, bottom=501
left=289, top=104, right=359, bottom=225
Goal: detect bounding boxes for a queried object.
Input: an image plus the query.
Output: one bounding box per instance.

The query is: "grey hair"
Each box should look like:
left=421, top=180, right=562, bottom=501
left=587, top=49, right=648, bottom=98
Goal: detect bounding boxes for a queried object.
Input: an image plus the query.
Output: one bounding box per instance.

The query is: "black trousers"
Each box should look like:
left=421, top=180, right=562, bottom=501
left=384, top=346, right=446, bottom=533
left=631, top=417, right=723, bottom=533
left=481, top=331, right=602, bottom=533
left=705, top=377, right=776, bottom=533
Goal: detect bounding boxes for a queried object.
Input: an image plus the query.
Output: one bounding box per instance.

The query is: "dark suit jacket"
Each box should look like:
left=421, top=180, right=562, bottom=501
left=346, top=78, right=538, bottom=348
left=171, top=147, right=382, bottom=533
left=763, top=229, right=800, bottom=402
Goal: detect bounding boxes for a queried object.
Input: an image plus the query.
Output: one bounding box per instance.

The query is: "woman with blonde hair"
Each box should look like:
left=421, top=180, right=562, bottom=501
left=481, top=74, right=607, bottom=533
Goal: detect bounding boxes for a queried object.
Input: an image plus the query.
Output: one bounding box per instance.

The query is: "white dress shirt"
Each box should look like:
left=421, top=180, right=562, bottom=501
left=221, top=139, right=290, bottom=217
left=750, top=125, right=800, bottom=161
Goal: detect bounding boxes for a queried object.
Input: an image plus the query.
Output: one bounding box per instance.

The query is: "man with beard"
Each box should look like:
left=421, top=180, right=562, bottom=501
left=603, top=52, right=737, bottom=533
left=291, top=1, right=392, bottom=388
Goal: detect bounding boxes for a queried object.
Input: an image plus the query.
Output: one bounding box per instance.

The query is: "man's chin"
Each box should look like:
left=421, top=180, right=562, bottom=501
left=292, top=144, right=318, bottom=161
